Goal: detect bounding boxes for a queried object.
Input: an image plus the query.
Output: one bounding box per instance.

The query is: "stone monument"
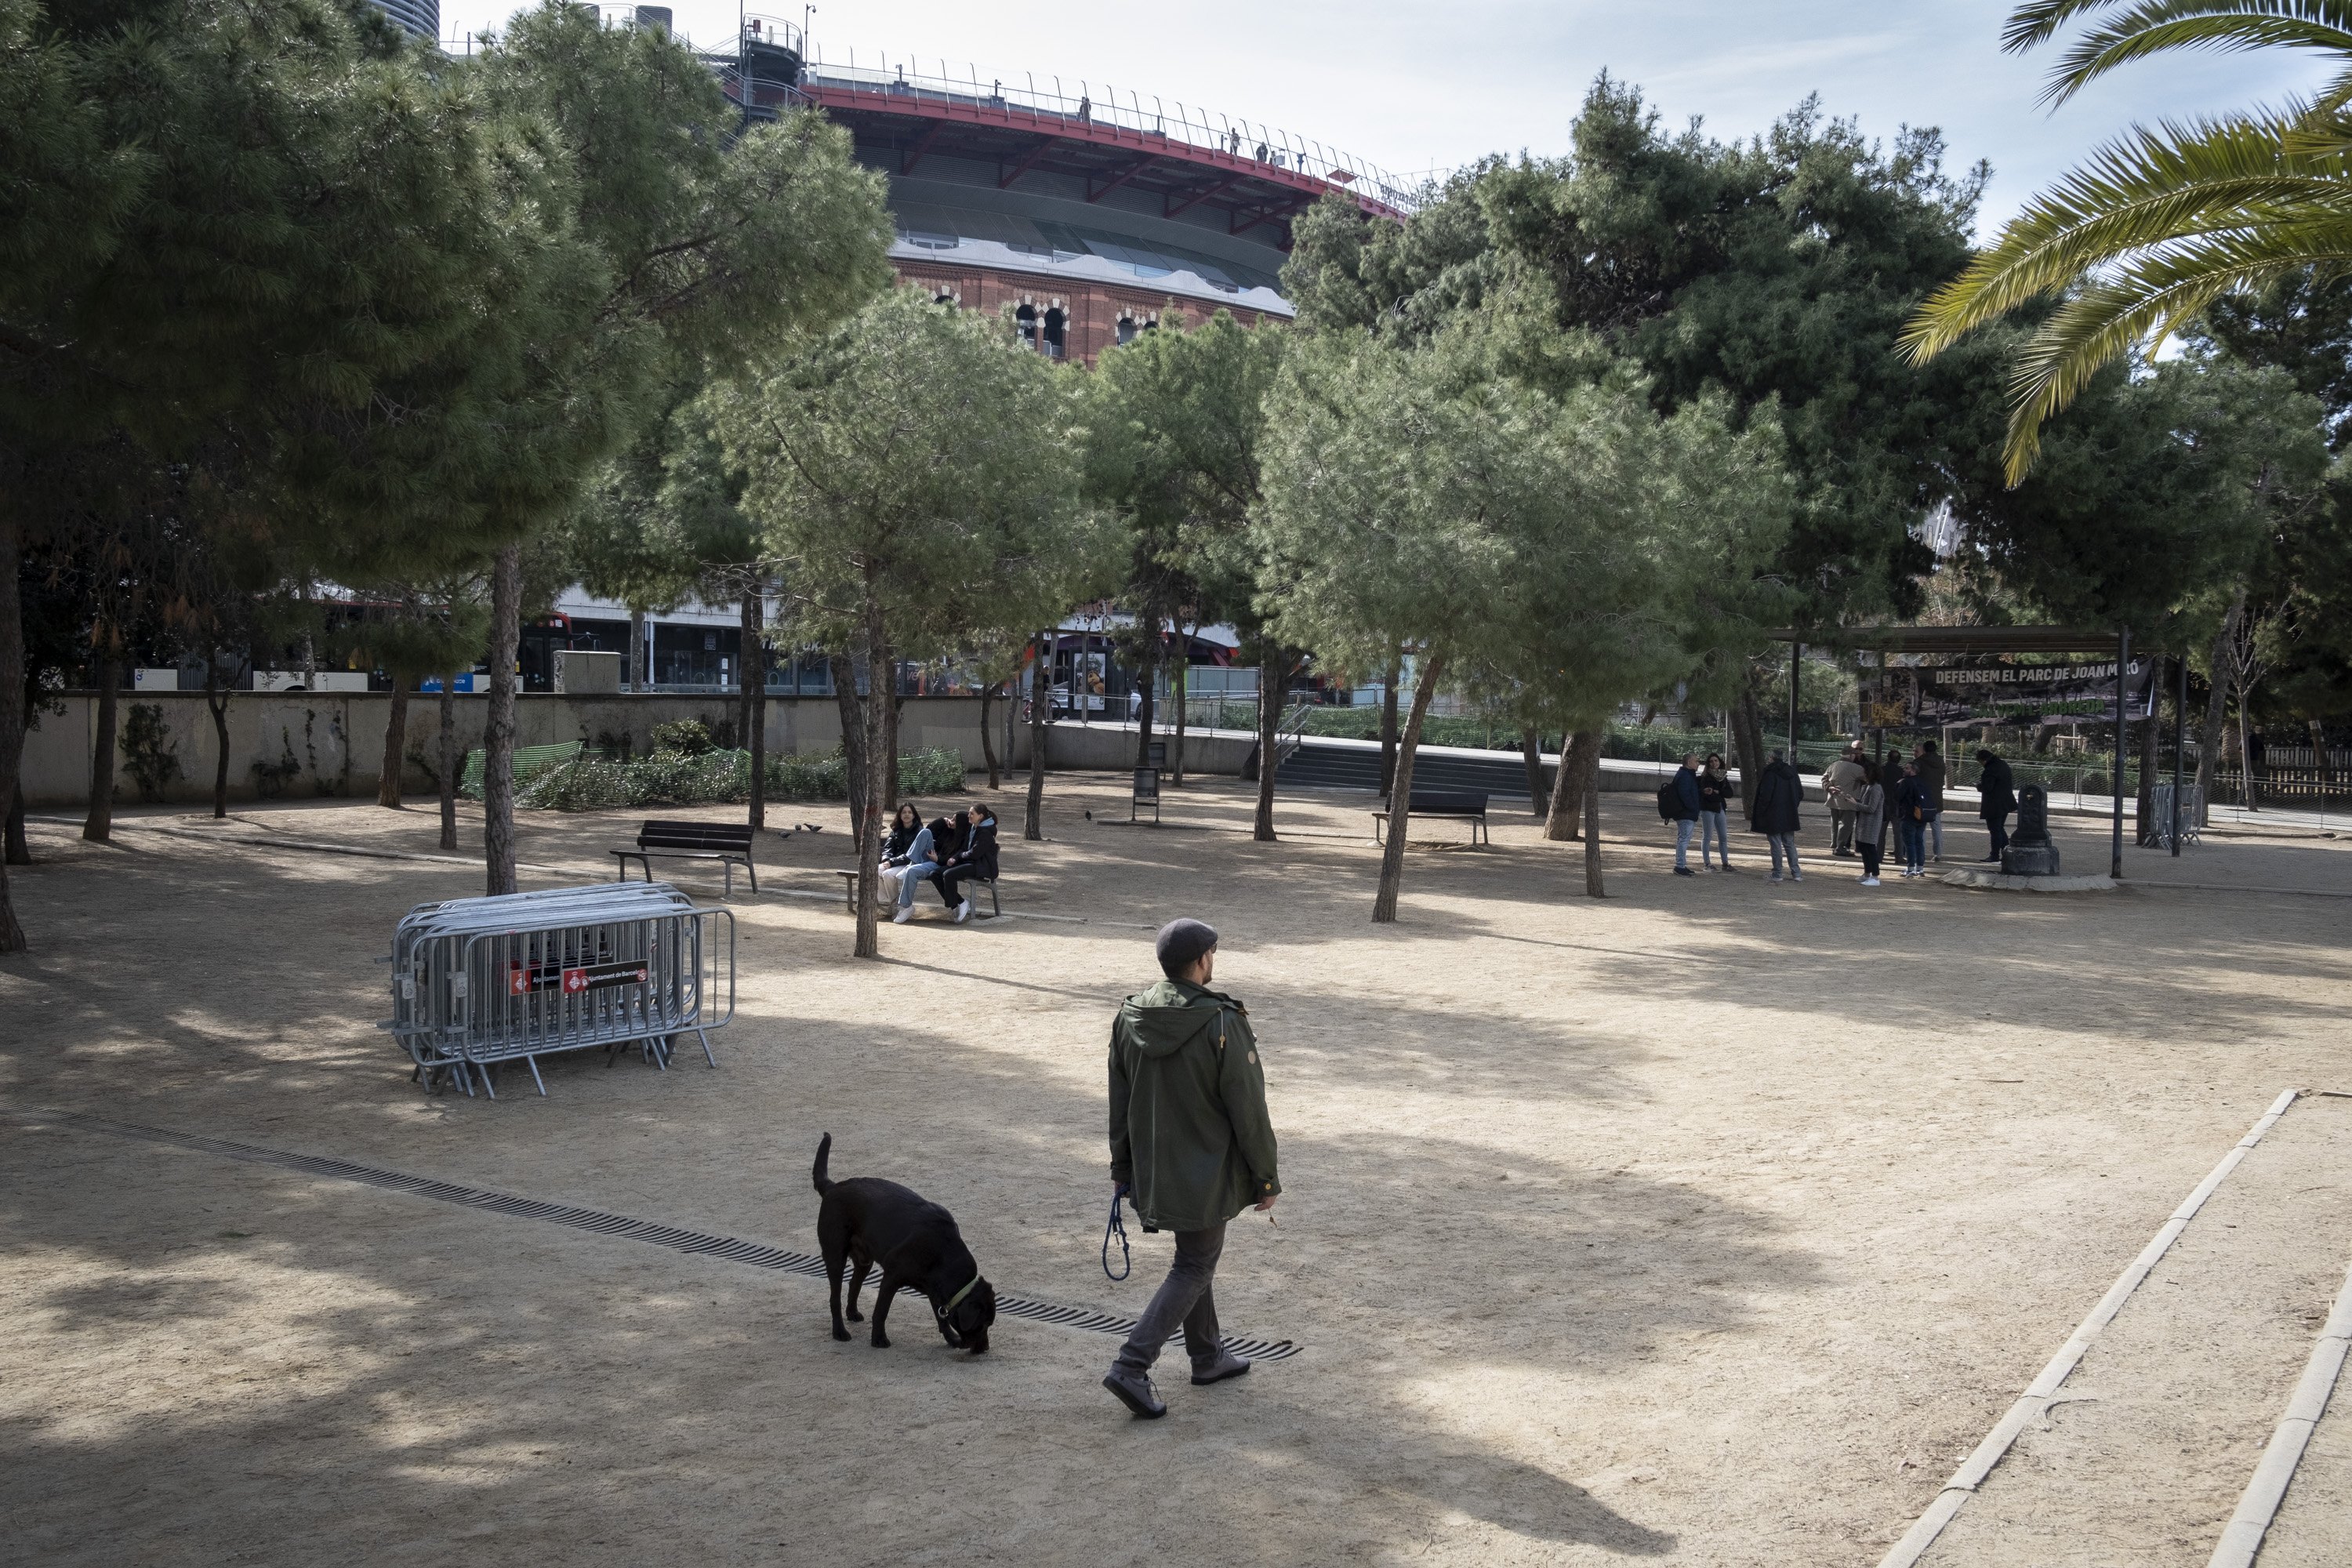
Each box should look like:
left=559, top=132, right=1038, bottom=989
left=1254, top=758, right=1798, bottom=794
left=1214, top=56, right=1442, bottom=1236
left=2001, top=783, right=2061, bottom=877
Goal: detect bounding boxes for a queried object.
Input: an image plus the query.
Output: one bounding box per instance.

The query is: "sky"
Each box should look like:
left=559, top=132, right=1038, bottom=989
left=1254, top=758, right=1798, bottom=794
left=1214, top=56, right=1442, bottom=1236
left=435, top=0, right=2332, bottom=237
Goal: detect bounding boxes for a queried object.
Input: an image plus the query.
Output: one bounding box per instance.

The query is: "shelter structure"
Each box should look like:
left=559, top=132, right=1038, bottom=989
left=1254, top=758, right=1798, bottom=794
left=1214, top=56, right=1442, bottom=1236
left=1774, top=626, right=2182, bottom=879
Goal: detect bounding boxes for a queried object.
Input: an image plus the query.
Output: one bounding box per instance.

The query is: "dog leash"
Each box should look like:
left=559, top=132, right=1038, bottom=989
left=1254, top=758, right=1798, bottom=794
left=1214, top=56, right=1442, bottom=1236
left=1102, top=1185, right=1132, bottom=1281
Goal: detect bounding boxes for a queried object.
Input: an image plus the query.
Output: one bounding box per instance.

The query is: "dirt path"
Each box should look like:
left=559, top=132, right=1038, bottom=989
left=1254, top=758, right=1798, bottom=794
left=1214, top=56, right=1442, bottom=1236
left=3, top=776, right=2349, bottom=1565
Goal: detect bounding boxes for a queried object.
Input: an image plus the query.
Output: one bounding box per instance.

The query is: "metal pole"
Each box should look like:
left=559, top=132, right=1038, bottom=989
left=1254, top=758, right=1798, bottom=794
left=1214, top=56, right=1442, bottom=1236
left=1788, top=641, right=1800, bottom=761
left=2172, top=651, right=2186, bottom=857
left=2112, top=627, right=2129, bottom=879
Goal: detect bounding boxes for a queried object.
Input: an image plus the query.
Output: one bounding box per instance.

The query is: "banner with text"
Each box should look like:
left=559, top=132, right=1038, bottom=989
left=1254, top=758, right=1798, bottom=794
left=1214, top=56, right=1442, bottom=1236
left=1869, top=656, right=2157, bottom=728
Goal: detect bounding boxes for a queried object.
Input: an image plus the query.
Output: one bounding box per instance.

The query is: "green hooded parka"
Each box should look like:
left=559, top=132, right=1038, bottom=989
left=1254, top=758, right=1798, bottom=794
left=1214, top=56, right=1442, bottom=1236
left=1107, top=978, right=1280, bottom=1232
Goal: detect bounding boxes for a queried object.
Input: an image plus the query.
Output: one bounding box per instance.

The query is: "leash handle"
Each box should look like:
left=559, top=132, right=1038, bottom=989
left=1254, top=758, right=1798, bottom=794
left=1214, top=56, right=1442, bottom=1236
left=1102, top=1184, right=1132, bottom=1281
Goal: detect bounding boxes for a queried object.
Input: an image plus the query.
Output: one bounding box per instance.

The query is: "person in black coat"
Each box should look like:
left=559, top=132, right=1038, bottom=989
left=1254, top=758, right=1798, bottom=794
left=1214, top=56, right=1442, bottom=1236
left=1748, top=748, right=1805, bottom=883
left=938, top=803, right=998, bottom=921
left=1975, top=749, right=2017, bottom=861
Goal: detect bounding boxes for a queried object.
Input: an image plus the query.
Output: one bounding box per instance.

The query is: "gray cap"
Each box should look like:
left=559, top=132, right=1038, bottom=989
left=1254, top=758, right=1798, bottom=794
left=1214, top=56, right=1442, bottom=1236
left=1155, top=917, right=1218, bottom=977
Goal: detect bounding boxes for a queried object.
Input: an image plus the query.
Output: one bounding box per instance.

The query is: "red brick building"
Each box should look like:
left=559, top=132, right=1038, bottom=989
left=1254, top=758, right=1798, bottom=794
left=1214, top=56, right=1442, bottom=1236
left=731, top=31, right=1410, bottom=365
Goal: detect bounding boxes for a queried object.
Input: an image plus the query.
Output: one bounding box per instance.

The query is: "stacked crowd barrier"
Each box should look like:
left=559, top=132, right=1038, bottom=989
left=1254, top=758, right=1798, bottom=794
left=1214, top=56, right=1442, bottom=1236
left=382, top=882, right=734, bottom=1099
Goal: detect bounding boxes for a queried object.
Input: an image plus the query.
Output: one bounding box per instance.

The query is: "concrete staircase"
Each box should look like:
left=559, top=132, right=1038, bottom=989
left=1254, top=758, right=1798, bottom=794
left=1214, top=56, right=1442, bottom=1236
left=1276, top=737, right=1552, bottom=806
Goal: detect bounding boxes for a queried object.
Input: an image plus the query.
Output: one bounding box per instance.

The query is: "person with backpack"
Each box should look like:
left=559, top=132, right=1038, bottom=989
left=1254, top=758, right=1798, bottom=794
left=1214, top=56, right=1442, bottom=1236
left=1697, top=753, right=1735, bottom=872
left=1893, top=760, right=1929, bottom=877
left=1748, top=747, right=1805, bottom=883
left=1661, top=754, right=1701, bottom=877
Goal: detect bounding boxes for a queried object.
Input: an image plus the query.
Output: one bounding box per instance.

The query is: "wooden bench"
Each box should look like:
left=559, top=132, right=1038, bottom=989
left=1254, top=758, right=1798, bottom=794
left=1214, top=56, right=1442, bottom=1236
left=835, top=867, right=1000, bottom=918
left=613, top=820, right=757, bottom=896
left=1371, top=789, right=1490, bottom=847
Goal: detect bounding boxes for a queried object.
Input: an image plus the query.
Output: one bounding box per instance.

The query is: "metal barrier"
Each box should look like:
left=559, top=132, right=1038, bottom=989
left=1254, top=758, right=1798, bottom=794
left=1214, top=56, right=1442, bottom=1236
left=2151, top=782, right=2205, bottom=849
left=383, top=883, right=735, bottom=1100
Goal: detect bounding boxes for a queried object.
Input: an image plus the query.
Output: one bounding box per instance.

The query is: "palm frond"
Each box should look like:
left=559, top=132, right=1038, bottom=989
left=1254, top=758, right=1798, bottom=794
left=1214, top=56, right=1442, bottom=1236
left=2026, top=2, right=2352, bottom=108
left=1902, top=107, right=2350, bottom=361
left=1995, top=220, right=2352, bottom=479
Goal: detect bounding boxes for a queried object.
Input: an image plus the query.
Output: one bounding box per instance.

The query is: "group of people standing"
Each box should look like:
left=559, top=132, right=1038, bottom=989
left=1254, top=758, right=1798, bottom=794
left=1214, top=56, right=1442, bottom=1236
left=1817, top=742, right=1947, bottom=884
left=1667, top=739, right=2011, bottom=888
left=877, top=802, right=999, bottom=923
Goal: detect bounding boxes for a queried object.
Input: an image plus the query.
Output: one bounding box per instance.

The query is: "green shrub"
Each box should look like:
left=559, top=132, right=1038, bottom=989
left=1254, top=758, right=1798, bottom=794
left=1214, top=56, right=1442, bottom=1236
left=515, top=746, right=967, bottom=812
left=649, top=717, right=715, bottom=756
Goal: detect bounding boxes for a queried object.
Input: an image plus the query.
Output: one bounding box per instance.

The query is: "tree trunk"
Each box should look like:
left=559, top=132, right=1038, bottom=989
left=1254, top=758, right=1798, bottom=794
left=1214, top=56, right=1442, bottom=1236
left=4, top=785, right=24, bottom=866
left=2136, top=706, right=2160, bottom=847
left=0, top=511, right=26, bottom=949
left=2194, top=592, right=2240, bottom=826
left=2237, top=688, right=2259, bottom=810
left=880, top=644, right=901, bottom=814
left=832, top=652, right=869, bottom=847
left=978, top=680, right=1001, bottom=790
left=1134, top=630, right=1159, bottom=768
left=437, top=677, right=458, bottom=852
left=1545, top=729, right=1597, bottom=841
left=377, top=681, right=409, bottom=808
left=1171, top=653, right=1189, bottom=786
left=1377, top=657, right=1400, bottom=794
left=84, top=646, right=120, bottom=843
left=2309, top=719, right=2335, bottom=785
left=1024, top=633, right=1048, bottom=841
left=1583, top=739, right=1605, bottom=897
left=853, top=590, right=887, bottom=960
left=1253, top=647, right=1290, bottom=842
left=745, top=586, right=767, bottom=832
left=629, top=608, right=647, bottom=691
left=1372, top=648, right=1446, bottom=924
left=206, top=677, right=231, bottom=820
left=482, top=543, right=521, bottom=896
left=1521, top=726, right=1544, bottom=815
left=1732, top=680, right=1769, bottom=807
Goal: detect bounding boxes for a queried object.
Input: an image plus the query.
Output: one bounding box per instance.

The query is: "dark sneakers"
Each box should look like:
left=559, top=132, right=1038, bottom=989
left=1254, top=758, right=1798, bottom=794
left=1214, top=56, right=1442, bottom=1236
left=1102, top=1367, right=1167, bottom=1418
left=1191, top=1349, right=1251, bottom=1386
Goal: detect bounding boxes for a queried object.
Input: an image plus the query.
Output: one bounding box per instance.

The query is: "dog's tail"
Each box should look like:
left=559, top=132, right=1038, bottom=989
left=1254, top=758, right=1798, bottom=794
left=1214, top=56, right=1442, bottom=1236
left=812, top=1132, right=834, bottom=1195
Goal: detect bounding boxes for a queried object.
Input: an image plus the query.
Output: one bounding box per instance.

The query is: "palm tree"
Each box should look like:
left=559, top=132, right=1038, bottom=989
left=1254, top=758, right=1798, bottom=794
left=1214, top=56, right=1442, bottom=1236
left=1902, top=2, right=2352, bottom=484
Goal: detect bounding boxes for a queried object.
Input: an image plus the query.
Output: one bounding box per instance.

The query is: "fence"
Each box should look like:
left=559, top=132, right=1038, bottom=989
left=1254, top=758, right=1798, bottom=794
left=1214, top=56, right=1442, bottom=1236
left=383, top=883, right=735, bottom=1100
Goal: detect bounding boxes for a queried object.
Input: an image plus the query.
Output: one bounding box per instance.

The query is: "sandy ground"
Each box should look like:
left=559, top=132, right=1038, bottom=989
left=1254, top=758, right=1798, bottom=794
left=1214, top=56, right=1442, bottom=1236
left=3, top=773, right=2350, bottom=1566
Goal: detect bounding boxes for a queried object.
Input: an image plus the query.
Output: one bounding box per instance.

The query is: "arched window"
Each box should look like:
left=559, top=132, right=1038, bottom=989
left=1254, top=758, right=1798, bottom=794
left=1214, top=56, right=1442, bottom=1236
left=1015, top=303, right=1038, bottom=349
left=933, top=287, right=959, bottom=308
left=1116, top=315, right=1140, bottom=347
left=1042, top=306, right=1066, bottom=358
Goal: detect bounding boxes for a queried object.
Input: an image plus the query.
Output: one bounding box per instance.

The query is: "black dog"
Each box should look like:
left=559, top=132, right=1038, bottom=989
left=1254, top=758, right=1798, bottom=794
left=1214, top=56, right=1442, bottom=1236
left=812, top=1134, right=995, bottom=1354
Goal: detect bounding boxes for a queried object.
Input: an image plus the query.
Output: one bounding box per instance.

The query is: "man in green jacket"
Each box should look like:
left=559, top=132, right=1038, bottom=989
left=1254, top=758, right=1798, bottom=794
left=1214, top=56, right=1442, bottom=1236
left=1102, top=917, right=1280, bottom=1419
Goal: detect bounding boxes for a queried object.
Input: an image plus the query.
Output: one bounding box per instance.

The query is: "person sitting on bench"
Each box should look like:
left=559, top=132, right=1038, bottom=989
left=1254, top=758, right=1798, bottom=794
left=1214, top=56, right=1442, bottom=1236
left=877, top=803, right=922, bottom=899
left=894, top=811, right=961, bottom=922
left=938, top=803, right=998, bottom=923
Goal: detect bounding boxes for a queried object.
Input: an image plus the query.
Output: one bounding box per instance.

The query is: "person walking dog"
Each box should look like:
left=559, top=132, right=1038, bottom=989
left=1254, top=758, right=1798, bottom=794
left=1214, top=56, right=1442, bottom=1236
left=1103, top=919, right=1279, bottom=1419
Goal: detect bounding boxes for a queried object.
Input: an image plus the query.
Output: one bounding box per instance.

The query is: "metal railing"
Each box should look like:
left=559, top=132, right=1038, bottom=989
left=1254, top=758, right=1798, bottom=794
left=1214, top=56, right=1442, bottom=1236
left=383, top=882, right=735, bottom=1100
left=437, top=16, right=1420, bottom=215
left=795, top=49, right=1420, bottom=215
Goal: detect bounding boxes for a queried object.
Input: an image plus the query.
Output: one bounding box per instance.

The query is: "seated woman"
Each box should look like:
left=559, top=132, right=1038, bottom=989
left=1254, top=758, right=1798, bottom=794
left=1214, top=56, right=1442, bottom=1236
left=877, top=803, right=922, bottom=899
left=893, top=811, right=961, bottom=921
left=937, top=803, right=998, bottom=922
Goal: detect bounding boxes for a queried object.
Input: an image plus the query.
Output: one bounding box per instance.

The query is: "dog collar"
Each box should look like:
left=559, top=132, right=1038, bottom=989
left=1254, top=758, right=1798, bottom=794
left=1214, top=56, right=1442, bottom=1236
left=936, top=1274, right=982, bottom=1317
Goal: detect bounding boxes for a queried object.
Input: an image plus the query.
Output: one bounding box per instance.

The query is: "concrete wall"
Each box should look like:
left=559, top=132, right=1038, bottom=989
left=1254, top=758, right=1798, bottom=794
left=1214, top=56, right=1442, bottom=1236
left=20, top=691, right=992, bottom=809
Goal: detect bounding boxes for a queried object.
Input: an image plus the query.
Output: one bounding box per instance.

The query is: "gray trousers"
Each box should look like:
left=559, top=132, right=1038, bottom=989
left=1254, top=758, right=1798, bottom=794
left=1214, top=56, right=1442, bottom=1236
left=1115, top=1221, right=1225, bottom=1373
